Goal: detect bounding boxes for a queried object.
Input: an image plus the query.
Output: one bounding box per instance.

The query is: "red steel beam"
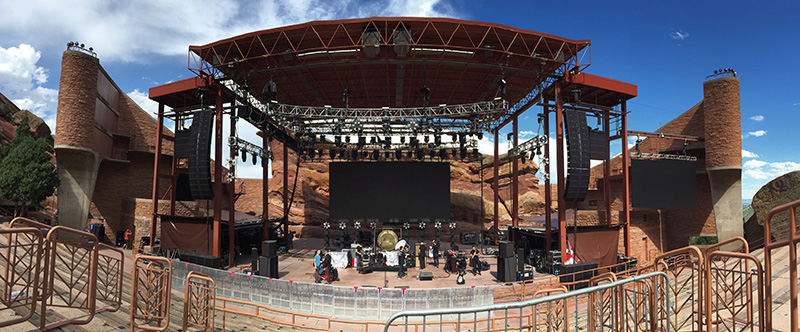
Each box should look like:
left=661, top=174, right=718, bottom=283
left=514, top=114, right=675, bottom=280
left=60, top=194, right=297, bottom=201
left=283, top=141, right=289, bottom=240
left=544, top=105, right=552, bottom=251
left=603, top=110, right=611, bottom=226
left=150, top=103, right=164, bottom=246
left=555, top=84, right=567, bottom=264
left=169, top=125, right=178, bottom=216
left=621, top=101, right=631, bottom=256
left=512, top=116, right=519, bottom=227
left=493, top=130, right=499, bottom=245
left=246, top=122, right=276, bottom=242
left=228, top=113, right=236, bottom=268
left=213, top=87, right=223, bottom=258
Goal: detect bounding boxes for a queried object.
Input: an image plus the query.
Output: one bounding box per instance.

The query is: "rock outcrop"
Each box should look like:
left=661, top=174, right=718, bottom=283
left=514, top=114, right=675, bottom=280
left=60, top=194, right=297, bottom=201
left=235, top=140, right=543, bottom=237
left=751, top=171, right=800, bottom=236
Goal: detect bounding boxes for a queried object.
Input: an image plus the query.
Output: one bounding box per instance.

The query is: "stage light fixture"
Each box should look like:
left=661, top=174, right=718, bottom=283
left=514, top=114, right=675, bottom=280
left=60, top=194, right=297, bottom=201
left=262, top=80, right=278, bottom=101
left=416, top=148, right=423, bottom=159
left=407, top=150, right=413, bottom=159
left=358, top=136, right=366, bottom=149
left=420, top=86, right=431, bottom=102
left=345, top=136, right=351, bottom=144
left=521, top=151, right=527, bottom=164
left=252, top=153, right=258, bottom=165
left=362, top=150, right=369, bottom=159
left=352, top=149, right=359, bottom=160
left=385, top=151, right=391, bottom=160
left=335, top=136, right=342, bottom=146
left=395, top=149, right=402, bottom=160
left=241, top=148, right=248, bottom=162
left=400, top=136, right=406, bottom=144
left=329, top=149, right=336, bottom=159
left=429, top=150, right=436, bottom=159
left=439, top=149, right=446, bottom=160
left=383, top=137, right=391, bottom=149
left=424, top=135, right=430, bottom=143
left=497, top=78, right=506, bottom=95
left=434, top=135, right=441, bottom=146
left=372, top=149, right=379, bottom=160
left=319, top=135, right=326, bottom=143
left=370, top=137, right=376, bottom=144
left=477, top=132, right=484, bottom=140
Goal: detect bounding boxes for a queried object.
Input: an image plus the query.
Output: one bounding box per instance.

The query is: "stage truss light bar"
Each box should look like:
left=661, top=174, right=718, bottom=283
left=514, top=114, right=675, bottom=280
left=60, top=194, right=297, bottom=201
left=629, top=152, right=697, bottom=161
left=228, top=137, right=269, bottom=160
left=508, top=135, right=548, bottom=158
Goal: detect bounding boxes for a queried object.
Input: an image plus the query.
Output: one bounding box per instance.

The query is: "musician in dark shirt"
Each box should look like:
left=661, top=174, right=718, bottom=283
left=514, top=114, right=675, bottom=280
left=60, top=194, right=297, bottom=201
left=431, top=239, right=440, bottom=267
left=470, top=246, right=482, bottom=275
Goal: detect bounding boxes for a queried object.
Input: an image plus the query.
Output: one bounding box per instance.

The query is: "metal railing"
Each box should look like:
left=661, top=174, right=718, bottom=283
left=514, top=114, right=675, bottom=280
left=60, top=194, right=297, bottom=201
left=384, top=271, right=670, bottom=332
left=131, top=255, right=173, bottom=331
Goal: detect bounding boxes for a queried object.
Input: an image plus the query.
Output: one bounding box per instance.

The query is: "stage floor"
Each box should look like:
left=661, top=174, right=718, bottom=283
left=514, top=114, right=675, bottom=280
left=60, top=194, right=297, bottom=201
left=246, top=237, right=525, bottom=289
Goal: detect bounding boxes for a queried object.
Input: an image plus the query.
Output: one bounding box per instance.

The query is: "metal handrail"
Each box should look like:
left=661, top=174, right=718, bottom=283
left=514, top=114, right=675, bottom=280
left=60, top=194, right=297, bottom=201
left=384, top=271, right=670, bottom=332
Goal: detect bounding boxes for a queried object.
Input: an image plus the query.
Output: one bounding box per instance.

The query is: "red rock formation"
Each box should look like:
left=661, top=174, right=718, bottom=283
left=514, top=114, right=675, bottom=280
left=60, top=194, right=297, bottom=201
left=234, top=140, right=543, bottom=237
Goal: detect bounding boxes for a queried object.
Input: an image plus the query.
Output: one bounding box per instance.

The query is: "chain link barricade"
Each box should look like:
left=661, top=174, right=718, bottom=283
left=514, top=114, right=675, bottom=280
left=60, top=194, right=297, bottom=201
left=183, top=271, right=215, bottom=332
left=170, top=259, right=495, bottom=321
left=131, top=255, right=172, bottom=331
left=0, top=227, right=43, bottom=328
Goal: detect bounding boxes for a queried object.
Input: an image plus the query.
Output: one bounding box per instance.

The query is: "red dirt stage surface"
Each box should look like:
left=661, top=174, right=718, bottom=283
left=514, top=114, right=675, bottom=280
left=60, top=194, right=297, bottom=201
left=264, top=238, right=514, bottom=289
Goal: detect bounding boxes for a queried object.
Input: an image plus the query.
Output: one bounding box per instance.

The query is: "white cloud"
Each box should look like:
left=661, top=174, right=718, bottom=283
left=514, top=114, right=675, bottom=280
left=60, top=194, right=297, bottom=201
left=793, top=102, right=800, bottom=106
left=742, top=159, right=800, bottom=181
left=743, top=159, right=767, bottom=169
left=518, top=130, right=535, bottom=138
left=669, top=30, right=689, bottom=41
left=741, top=149, right=758, bottom=158
left=749, top=115, right=764, bottom=121
left=745, top=130, right=766, bottom=138
left=0, top=44, right=58, bottom=131
left=0, top=0, right=456, bottom=63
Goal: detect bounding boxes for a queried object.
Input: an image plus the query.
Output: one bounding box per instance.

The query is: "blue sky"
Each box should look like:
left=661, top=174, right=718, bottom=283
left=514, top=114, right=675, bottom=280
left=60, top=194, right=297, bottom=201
left=0, top=0, right=798, bottom=199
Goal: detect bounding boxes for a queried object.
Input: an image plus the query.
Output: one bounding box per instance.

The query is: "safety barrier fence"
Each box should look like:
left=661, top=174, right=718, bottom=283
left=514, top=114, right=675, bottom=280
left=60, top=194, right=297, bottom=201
left=0, top=217, right=124, bottom=331
left=763, top=199, right=800, bottom=332
left=385, top=271, right=670, bottom=332
left=170, top=259, right=495, bottom=321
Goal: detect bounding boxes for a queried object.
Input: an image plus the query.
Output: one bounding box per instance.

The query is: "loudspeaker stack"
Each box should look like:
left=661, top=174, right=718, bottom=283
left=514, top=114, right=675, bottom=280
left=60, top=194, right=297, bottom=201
left=497, top=241, right=517, bottom=283
left=563, top=109, right=590, bottom=202
left=188, top=109, right=215, bottom=200
left=259, top=240, right=279, bottom=278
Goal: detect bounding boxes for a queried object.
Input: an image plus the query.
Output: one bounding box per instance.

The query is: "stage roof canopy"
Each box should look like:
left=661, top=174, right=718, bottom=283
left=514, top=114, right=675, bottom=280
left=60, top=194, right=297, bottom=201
left=185, top=17, right=591, bottom=110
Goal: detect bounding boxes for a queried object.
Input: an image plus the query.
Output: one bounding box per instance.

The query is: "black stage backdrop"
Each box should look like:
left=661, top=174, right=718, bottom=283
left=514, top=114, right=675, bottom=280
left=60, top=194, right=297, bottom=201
left=631, top=159, right=696, bottom=208
left=329, top=162, right=450, bottom=222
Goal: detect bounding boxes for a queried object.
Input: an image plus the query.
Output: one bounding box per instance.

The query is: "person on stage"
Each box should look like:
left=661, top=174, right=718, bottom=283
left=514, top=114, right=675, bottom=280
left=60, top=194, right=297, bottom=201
left=470, top=246, right=482, bottom=275
left=418, top=242, right=427, bottom=269
left=431, top=239, right=440, bottom=268
left=314, top=250, right=322, bottom=272
left=397, top=249, right=406, bottom=279
left=355, top=244, right=363, bottom=270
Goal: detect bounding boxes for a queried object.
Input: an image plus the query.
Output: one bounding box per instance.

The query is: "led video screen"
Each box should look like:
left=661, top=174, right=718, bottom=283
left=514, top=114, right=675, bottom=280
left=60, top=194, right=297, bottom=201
left=631, top=159, right=696, bottom=208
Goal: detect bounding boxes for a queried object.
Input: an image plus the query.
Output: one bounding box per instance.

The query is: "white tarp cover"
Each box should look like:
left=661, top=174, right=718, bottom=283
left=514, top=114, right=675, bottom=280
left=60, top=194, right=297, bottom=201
left=331, top=251, right=348, bottom=268
left=382, top=250, right=399, bottom=266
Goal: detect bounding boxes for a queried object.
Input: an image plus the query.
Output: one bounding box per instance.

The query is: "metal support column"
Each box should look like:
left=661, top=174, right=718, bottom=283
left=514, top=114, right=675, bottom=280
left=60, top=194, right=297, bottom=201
left=213, top=87, right=223, bottom=258
left=621, top=101, right=631, bottom=256
left=228, top=112, right=236, bottom=267
left=169, top=122, right=178, bottom=216
left=150, top=103, right=164, bottom=246
left=544, top=105, right=552, bottom=251
left=603, top=111, right=611, bottom=226
left=283, top=141, right=289, bottom=239
left=493, top=130, right=500, bottom=245
left=268, top=131, right=270, bottom=240
left=512, top=115, right=519, bottom=227
left=555, top=84, right=567, bottom=263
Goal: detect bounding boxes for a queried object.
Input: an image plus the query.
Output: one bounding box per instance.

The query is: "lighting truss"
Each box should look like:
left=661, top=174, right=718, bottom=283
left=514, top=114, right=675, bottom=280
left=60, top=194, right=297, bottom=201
left=508, top=135, right=548, bottom=158
left=228, top=137, right=269, bottom=159
left=629, top=152, right=697, bottom=161
left=268, top=99, right=508, bottom=135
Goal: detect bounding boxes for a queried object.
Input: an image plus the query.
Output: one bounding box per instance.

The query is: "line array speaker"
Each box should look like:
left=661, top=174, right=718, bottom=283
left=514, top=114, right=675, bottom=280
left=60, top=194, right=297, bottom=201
left=174, top=129, right=192, bottom=159
left=188, top=109, right=215, bottom=200
left=563, top=109, right=590, bottom=202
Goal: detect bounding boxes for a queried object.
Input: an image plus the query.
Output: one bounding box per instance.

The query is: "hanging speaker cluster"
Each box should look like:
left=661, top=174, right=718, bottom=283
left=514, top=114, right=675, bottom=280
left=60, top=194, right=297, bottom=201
left=563, top=109, right=591, bottom=202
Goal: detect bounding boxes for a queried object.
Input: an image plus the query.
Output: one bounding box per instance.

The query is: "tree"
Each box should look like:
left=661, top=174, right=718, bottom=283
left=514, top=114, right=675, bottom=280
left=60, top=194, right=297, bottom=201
left=0, top=115, right=59, bottom=216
